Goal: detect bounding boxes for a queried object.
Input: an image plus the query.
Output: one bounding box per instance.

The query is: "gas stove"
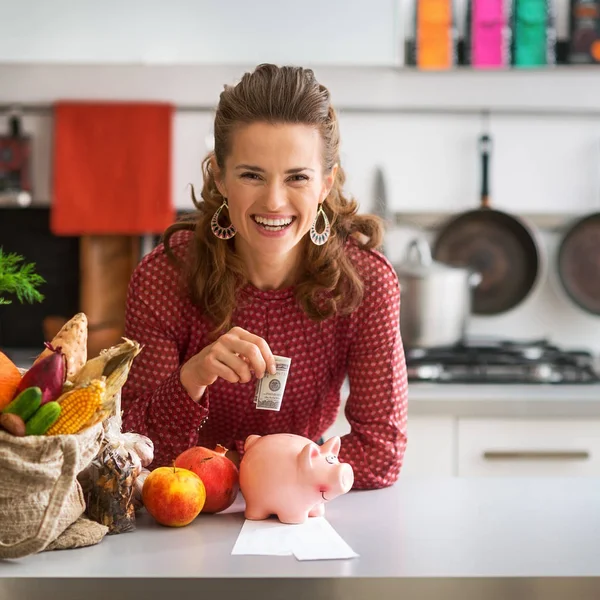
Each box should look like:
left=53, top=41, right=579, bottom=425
left=405, top=338, right=600, bottom=384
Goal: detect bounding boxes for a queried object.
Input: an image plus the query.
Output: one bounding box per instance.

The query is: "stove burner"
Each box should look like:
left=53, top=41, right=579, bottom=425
left=405, top=338, right=599, bottom=384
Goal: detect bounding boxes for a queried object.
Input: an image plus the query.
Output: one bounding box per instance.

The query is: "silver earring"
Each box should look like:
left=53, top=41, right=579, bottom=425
left=211, top=199, right=236, bottom=240
left=310, top=204, right=330, bottom=246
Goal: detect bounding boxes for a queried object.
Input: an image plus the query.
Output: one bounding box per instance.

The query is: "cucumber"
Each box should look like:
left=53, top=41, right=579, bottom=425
left=3, top=387, right=42, bottom=421
left=25, top=402, right=61, bottom=435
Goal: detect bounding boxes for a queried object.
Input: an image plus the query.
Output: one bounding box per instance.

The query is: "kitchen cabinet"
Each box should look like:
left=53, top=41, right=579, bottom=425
left=0, top=0, right=402, bottom=67
left=401, top=416, right=456, bottom=477
left=457, top=418, right=600, bottom=477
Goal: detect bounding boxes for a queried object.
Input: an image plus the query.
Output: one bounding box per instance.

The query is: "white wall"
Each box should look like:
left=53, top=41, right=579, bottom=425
left=0, top=0, right=402, bottom=66
left=0, top=0, right=576, bottom=65
left=2, top=0, right=600, bottom=352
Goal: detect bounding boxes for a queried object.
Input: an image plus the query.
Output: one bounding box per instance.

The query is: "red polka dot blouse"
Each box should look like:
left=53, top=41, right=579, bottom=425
left=121, top=230, right=408, bottom=489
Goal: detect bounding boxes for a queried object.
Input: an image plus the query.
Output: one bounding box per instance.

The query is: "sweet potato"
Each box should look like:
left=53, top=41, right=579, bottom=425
left=0, top=412, right=26, bottom=437
left=33, top=313, right=88, bottom=381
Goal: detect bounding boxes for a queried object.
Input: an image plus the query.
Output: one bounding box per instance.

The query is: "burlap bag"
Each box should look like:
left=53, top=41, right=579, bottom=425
left=0, top=422, right=104, bottom=559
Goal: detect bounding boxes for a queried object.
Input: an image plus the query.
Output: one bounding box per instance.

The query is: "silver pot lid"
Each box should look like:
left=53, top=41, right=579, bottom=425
left=395, top=237, right=472, bottom=279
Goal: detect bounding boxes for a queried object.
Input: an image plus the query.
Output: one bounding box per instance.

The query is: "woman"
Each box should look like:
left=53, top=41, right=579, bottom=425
left=121, top=64, right=408, bottom=490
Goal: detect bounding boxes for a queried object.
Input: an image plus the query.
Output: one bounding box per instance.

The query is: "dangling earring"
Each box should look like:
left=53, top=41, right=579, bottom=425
left=310, top=203, right=330, bottom=246
left=211, top=199, right=236, bottom=240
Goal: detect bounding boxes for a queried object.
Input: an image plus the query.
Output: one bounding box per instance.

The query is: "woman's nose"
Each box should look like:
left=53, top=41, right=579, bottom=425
left=263, top=182, right=287, bottom=211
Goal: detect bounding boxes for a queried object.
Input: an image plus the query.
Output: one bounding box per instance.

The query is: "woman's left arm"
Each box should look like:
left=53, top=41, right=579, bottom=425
left=338, top=258, right=408, bottom=489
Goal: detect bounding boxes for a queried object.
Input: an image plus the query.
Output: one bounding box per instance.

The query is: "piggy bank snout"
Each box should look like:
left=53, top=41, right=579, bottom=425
left=339, top=463, right=354, bottom=493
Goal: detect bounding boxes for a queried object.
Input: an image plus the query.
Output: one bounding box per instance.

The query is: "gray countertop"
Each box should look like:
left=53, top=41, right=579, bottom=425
left=2, top=478, right=600, bottom=599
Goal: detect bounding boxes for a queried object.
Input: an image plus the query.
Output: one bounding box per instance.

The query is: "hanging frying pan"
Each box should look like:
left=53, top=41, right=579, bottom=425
left=433, top=133, right=544, bottom=315
left=557, top=146, right=600, bottom=315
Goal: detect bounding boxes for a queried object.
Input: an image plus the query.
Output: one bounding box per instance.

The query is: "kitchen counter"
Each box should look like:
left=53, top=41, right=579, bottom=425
left=2, top=478, right=600, bottom=599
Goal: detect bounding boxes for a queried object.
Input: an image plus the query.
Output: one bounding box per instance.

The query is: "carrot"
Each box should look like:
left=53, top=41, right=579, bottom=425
left=0, top=351, right=22, bottom=410
left=33, top=312, right=88, bottom=381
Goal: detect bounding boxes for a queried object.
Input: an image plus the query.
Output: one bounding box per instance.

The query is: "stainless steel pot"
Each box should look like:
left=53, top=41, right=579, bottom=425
left=395, top=238, right=481, bottom=349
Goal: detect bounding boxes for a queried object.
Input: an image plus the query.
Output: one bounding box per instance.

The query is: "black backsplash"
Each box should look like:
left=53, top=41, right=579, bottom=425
left=0, top=208, right=80, bottom=348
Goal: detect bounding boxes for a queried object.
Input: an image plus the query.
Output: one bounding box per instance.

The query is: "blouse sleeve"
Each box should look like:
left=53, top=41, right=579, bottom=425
left=121, top=262, right=208, bottom=469
left=338, top=255, right=408, bottom=489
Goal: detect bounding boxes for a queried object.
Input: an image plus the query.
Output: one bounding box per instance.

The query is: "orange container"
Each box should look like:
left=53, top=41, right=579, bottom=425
left=416, top=0, right=455, bottom=69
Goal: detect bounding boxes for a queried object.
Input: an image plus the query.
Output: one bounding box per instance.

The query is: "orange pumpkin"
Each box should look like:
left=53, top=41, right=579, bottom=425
left=0, top=351, right=22, bottom=410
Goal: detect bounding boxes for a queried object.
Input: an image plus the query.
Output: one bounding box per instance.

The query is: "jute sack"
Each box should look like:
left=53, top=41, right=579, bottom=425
left=0, top=422, right=104, bottom=559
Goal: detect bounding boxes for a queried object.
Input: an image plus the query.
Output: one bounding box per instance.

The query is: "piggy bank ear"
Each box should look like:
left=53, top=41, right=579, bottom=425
left=298, top=442, right=320, bottom=472
left=320, top=436, right=341, bottom=456
left=244, top=434, right=261, bottom=451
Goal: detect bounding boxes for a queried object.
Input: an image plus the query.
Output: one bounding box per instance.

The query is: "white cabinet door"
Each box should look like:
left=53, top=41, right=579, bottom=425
left=458, top=419, right=600, bottom=477
left=401, top=416, right=456, bottom=477
left=0, top=0, right=401, bottom=66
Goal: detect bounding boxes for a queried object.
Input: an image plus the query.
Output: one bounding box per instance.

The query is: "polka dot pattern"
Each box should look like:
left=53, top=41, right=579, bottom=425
left=121, top=230, right=408, bottom=489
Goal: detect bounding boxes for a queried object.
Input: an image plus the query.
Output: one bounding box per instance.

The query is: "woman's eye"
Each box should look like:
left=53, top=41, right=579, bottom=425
left=288, top=174, right=309, bottom=183
left=241, top=172, right=261, bottom=180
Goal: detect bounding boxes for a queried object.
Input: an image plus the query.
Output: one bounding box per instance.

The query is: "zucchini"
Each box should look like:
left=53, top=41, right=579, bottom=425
left=25, top=401, right=61, bottom=435
left=3, top=387, right=42, bottom=421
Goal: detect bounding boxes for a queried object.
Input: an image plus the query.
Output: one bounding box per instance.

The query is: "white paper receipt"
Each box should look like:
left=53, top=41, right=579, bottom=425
left=254, top=355, right=291, bottom=411
left=231, top=517, right=359, bottom=561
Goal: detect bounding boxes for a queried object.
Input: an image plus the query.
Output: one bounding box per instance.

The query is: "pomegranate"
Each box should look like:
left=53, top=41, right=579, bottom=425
left=174, top=444, right=239, bottom=513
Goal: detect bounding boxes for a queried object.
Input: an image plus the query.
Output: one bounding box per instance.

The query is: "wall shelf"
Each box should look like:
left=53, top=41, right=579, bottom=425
left=2, top=63, right=600, bottom=118
left=389, top=212, right=588, bottom=233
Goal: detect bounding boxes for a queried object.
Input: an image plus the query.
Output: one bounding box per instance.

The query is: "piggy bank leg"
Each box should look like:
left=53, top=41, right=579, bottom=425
left=244, top=501, right=272, bottom=521
left=277, top=510, right=310, bottom=525
left=308, top=503, right=325, bottom=518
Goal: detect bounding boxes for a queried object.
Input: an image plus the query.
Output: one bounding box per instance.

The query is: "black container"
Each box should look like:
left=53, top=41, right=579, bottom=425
left=568, top=0, right=600, bottom=63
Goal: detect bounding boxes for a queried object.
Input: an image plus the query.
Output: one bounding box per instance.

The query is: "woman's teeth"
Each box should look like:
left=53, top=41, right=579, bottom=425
left=253, top=216, right=294, bottom=231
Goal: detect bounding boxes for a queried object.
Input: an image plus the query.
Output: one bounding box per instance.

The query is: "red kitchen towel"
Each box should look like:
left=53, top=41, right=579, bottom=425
left=51, top=102, right=175, bottom=235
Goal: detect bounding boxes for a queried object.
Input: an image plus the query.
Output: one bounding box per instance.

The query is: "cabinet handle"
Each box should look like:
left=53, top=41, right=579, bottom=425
left=483, top=450, right=590, bottom=461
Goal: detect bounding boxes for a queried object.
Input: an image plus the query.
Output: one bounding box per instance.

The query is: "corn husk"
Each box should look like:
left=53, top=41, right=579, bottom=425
left=71, top=338, right=142, bottom=401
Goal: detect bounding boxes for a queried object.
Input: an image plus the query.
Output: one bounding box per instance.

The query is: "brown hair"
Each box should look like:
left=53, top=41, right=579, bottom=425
left=164, top=63, right=383, bottom=335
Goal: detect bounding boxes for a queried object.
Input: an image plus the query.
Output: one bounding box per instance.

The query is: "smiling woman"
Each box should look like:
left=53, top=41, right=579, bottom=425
left=121, top=64, right=408, bottom=491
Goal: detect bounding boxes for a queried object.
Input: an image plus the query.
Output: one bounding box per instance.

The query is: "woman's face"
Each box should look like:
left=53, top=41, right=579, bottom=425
left=213, top=122, right=336, bottom=260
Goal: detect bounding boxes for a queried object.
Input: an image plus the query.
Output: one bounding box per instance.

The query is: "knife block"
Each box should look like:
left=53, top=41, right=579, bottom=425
left=80, top=236, right=140, bottom=358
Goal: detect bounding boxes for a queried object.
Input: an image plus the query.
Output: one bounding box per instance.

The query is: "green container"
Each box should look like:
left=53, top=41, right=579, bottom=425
left=513, top=0, right=555, bottom=67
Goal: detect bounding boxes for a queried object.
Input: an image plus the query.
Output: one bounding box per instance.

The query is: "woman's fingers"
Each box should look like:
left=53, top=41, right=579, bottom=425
left=226, top=327, right=276, bottom=375
left=210, top=362, right=242, bottom=384
left=197, top=327, right=276, bottom=386
left=211, top=349, right=253, bottom=383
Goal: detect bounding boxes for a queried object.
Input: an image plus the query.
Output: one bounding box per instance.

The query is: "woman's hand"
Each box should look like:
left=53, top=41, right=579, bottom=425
left=180, top=326, right=276, bottom=402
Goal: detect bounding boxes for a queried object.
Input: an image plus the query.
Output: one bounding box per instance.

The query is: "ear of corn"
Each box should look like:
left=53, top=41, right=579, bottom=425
left=46, top=377, right=113, bottom=435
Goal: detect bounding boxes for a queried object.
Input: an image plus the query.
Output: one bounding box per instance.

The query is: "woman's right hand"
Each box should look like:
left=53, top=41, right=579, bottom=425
left=180, top=326, right=276, bottom=402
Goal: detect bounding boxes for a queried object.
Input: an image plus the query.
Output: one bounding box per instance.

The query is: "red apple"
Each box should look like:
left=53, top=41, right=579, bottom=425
left=175, top=444, right=239, bottom=513
left=142, top=466, right=206, bottom=527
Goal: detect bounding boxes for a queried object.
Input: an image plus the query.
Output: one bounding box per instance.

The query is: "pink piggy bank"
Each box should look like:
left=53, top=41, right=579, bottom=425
left=239, top=433, right=354, bottom=524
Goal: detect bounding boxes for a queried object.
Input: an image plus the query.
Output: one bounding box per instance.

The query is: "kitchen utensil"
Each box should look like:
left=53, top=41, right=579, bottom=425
left=433, top=133, right=543, bottom=315
left=395, top=237, right=481, bottom=349
left=373, top=166, right=392, bottom=255
left=556, top=142, right=600, bottom=315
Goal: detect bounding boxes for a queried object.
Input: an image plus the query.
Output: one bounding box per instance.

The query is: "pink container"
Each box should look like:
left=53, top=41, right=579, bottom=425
left=239, top=433, right=354, bottom=524
left=472, top=0, right=508, bottom=68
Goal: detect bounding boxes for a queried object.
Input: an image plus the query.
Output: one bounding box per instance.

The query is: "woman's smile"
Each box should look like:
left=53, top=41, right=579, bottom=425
left=251, top=214, right=297, bottom=237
